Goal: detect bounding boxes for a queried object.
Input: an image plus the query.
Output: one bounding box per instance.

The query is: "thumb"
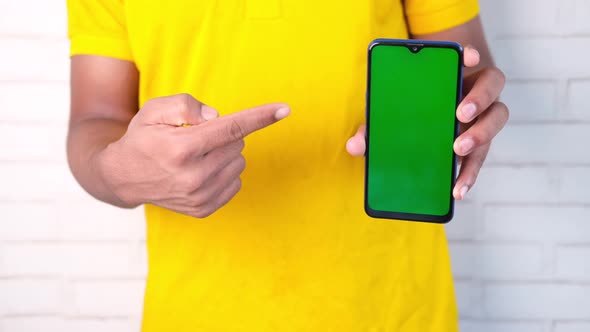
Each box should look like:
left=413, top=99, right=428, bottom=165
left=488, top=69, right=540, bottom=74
left=138, top=94, right=219, bottom=127
left=463, top=45, right=480, bottom=68
left=346, top=124, right=366, bottom=156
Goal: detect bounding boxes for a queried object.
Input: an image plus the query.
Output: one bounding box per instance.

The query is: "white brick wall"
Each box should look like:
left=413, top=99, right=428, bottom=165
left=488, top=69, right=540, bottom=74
left=555, top=322, right=590, bottom=332
left=457, top=0, right=590, bottom=330
left=0, top=1, right=588, bottom=332
left=484, top=284, right=590, bottom=319
left=0, top=3, right=146, bottom=330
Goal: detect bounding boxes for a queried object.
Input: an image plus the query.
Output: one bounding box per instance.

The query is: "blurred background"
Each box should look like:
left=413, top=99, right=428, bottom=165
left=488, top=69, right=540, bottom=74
left=0, top=1, right=588, bottom=331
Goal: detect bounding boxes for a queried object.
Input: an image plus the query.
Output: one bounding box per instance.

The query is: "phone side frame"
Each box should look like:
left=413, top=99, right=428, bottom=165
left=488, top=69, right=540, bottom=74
left=364, top=38, right=464, bottom=224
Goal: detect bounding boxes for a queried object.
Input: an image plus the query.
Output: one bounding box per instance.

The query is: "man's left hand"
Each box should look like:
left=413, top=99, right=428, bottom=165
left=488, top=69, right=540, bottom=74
left=346, top=46, right=509, bottom=200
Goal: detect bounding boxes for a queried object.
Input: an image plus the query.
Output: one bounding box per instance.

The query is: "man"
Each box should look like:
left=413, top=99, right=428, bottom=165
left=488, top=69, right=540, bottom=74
left=66, top=0, right=508, bottom=331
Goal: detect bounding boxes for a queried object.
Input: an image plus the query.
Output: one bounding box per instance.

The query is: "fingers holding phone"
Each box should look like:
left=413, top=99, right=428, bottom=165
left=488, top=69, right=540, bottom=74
left=453, top=63, right=508, bottom=199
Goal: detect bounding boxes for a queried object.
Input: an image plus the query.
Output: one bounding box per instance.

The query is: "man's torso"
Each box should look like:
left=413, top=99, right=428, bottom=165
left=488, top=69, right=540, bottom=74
left=120, top=1, right=457, bottom=331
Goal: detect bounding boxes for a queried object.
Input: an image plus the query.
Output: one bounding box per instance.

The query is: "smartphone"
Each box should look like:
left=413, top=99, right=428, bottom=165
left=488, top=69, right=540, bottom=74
left=364, top=39, right=463, bottom=223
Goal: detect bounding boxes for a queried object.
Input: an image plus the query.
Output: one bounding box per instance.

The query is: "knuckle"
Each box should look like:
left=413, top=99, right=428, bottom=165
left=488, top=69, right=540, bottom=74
left=168, top=142, right=191, bottom=163
left=225, top=179, right=242, bottom=201
left=175, top=93, right=194, bottom=113
left=470, top=134, right=484, bottom=147
left=236, top=155, right=246, bottom=172
left=495, top=101, right=510, bottom=121
left=481, top=67, right=496, bottom=78
left=228, top=119, right=246, bottom=141
left=113, top=185, right=135, bottom=207
left=481, top=67, right=505, bottom=98
left=237, top=139, right=245, bottom=152
left=484, top=87, right=495, bottom=104
left=191, top=136, right=208, bottom=156
left=185, top=173, right=207, bottom=191
left=188, top=187, right=211, bottom=205
left=492, top=67, right=507, bottom=86
left=487, top=101, right=510, bottom=129
left=189, top=194, right=208, bottom=209
left=480, top=85, right=496, bottom=104
left=191, top=208, right=213, bottom=219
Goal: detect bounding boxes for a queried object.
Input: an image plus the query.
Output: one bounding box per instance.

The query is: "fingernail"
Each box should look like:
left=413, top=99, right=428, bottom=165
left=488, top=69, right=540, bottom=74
left=462, top=103, right=477, bottom=121
left=465, top=45, right=480, bottom=58
left=460, top=137, right=475, bottom=154
left=459, top=185, right=469, bottom=199
left=202, top=107, right=219, bottom=121
left=274, top=107, right=291, bottom=120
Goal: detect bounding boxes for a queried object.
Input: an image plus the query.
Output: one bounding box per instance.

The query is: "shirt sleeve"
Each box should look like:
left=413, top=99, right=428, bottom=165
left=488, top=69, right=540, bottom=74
left=404, top=0, right=480, bottom=35
left=66, top=0, right=133, bottom=61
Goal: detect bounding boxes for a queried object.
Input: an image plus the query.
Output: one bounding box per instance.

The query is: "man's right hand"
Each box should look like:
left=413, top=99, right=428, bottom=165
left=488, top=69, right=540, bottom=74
left=97, top=94, right=290, bottom=218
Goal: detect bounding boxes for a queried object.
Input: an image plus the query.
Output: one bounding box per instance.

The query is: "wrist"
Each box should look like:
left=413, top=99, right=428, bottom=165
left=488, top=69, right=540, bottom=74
left=95, top=140, right=142, bottom=208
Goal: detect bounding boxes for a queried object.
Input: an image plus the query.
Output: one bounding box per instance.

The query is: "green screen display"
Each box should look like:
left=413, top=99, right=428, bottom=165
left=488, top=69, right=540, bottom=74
left=366, top=42, right=460, bottom=219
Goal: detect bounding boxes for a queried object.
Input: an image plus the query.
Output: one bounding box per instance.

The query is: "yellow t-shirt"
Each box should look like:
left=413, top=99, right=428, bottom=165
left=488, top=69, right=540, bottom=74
left=67, top=1, right=479, bottom=331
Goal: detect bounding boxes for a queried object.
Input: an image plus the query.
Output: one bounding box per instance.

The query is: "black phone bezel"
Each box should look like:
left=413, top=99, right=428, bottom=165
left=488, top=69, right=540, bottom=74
left=364, top=39, right=464, bottom=224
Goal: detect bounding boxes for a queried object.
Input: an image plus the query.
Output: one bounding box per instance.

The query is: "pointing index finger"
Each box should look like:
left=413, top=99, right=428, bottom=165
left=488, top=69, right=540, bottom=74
left=196, top=103, right=290, bottom=152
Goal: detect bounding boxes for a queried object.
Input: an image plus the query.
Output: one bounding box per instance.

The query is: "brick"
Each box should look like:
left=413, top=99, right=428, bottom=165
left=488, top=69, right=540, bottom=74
left=500, top=80, right=556, bottom=122
left=449, top=243, right=543, bottom=279
left=0, top=82, right=69, bottom=123
left=481, top=0, right=590, bottom=37
left=0, top=279, right=62, bottom=314
left=567, top=80, right=590, bottom=120
left=0, top=39, right=69, bottom=82
left=445, top=201, right=478, bottom=240
left=0, top=243, right=147, bottom=278
left=58, top=198, right=146, bottom=241
left=479, top=0, right=560, bottom=37
left=494, top=38, right=590, bottom=80
left=0, top=244, right=64, bottom=276
left=554, top=322, right=590, bottom=332
left=0, top=202, right=60, bottom=240
left=71, top=280, right=145, bottom=316
left=556, top=246, right=590, bottom=279
left=0, top=317, right=140, bottom=332
left=487, top=124, right=590, bottom=164
left=0, top=170, right=146, bottom=241
left=562, top=0, right=590, bottom=35
left=0, top=124, right=66, bottom=162
left=454, top=280, right=483, bottom=318
left=484, top=206, right=590, bottom=242
left=0, top=317, right=64, bottom=332
left=62, top=319, right=140, bottom=332
left=0, top=0, right=66, bottom=37
left=469, top=167, right=556, bottom=203
left=560, top=168, right=590, bottom=204
left=484, top=283, right=590, bottom=319
left=0, top=163, right=85, bottom=200
left=459, top=320, right=544, bottom=332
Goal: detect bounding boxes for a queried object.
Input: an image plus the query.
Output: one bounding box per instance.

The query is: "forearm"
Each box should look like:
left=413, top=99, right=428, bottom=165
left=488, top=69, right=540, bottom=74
left=67, top=118, right=134, bottom=208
